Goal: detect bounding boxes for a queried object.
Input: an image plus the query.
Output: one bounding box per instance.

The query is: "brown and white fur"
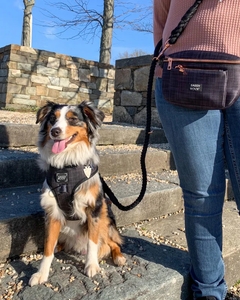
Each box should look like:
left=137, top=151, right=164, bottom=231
left=29, top=101, right=125, bottom=286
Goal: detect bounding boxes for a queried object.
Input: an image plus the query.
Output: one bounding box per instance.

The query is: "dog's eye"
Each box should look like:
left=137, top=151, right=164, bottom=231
left=49, top=114, right=56, bottom=124
left=68, top=117, right=78, bottom=123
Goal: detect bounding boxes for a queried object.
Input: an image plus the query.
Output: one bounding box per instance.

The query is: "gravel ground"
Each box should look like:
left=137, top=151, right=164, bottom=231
left=0, top=111, right=36, bottom=125
left=0, top=110, right=112, bottom=125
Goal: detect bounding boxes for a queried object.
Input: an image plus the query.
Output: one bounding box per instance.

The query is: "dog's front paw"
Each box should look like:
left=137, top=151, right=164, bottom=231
left=84, top=263, right=101, bottom=277
left=29, top=271, right=48, bottom=286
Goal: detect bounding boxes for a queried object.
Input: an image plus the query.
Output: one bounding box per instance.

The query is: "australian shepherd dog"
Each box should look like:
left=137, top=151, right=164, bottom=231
left=29, top=101, right=125, bottom=286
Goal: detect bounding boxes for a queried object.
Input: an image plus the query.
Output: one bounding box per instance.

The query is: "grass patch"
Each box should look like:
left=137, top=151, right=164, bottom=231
left=234, top=280, right=240, bottom=286
left=0, top=106, right=39, bottom=113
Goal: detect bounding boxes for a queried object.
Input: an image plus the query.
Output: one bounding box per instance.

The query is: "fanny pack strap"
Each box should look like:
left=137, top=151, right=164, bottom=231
left=155, top=0, right=204, bottom=61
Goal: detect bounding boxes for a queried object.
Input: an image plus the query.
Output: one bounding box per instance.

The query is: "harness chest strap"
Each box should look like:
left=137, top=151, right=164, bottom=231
left=46, top=163, right=98, bottom=220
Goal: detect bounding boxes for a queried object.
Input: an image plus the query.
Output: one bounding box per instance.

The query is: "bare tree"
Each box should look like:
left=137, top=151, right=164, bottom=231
left=132, top=22, right=153, bottom=34
left=100, top=0, right=114, bottom=64
left=118, top=49, right=149, bottom=59
left=38, top=0, right=152, bottom=64
left=131, top=0, right=153, bottom=33
left=22, top=0, right=35, bottom=47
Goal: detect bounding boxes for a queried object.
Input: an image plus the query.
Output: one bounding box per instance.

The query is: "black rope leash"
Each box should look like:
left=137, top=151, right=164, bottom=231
left=101, top=0, right=203, bottom=211
left=100, top=40, right=162, bottom=211
left=99, top=40, right=162, bottom=212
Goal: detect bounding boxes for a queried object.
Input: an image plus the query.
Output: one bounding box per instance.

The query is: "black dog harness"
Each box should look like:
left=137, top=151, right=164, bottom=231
left=46, top=162, right=98, bottom=220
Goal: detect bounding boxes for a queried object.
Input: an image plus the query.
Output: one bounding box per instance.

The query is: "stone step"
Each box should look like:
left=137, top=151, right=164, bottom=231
left=0, top=171, right=182, bottom=262
left=0, top=168, right=234, bottom=263
left=0, top=144, right=174, bottom=188
left=127, top=200, right=240, bottom=289
left=0, top=230, right=191, bottom=300
left=0, top=123, right=167, bottom=147
left=1, top=200, right=238, bottom=299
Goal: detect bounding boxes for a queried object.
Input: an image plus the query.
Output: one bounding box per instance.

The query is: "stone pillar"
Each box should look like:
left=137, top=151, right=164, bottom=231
left=113, top=55, right=161, bottom=127
left=0, top=46, right=10, bottom=107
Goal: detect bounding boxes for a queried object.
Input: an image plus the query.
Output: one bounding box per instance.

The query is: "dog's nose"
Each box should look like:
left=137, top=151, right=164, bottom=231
left=51, top=127, right=62, bottom=137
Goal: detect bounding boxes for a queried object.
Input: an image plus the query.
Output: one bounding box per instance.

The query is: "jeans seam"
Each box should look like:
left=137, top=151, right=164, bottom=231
left=225, top=116, right=240, bottom=192
left=222, top=284, right=228, bottom=300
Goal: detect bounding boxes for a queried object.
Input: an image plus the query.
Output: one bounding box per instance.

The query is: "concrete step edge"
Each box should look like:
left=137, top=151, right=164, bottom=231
left=0, top=147, right=175, bottom=188
left=0, top=123, right=167, bottom=147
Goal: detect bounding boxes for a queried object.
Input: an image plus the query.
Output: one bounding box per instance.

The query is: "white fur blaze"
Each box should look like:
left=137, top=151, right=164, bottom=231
left=49, top=106, right=69, bottom=139
left=29, top=255, right=54, bottom=286
left=84, top=240, right=100, bottom=277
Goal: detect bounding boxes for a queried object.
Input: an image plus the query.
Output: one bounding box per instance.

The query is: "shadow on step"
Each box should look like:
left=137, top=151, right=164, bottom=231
left=122, top=235, right=191, bottom=300
left=0, top=124, right=9, bottom=148
left=6, top=213, right=45, bottom=260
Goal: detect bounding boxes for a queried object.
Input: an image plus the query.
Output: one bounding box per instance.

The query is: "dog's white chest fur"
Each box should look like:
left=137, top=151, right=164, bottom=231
left=58, top=220, right=88, bottom=253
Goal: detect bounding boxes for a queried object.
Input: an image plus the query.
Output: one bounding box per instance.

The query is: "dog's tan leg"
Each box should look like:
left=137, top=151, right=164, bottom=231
left=108, top=239, right=126, bottom=266
left=55, top=242, right=65, bottom=253
left=29, top=217, right=61, bottom=286
left=84, top=214, right=101, bottom=277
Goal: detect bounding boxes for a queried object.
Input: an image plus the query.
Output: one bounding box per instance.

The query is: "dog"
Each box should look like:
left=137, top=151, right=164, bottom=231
left=29, top=101, right=126, bottom=286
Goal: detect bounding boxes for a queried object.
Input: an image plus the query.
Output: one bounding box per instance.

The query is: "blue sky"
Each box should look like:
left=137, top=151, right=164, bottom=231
left=1, top=0, right=153, bottom=65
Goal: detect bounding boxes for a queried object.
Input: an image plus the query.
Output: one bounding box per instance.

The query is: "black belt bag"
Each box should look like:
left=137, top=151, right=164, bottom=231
left=155, top=0, right=240, bottom=110
left=161, top=51, right=240, bottom=110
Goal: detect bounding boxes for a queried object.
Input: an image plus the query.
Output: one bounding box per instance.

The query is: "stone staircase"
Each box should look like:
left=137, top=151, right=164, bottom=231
left=0, top=122, right=239, bottom=300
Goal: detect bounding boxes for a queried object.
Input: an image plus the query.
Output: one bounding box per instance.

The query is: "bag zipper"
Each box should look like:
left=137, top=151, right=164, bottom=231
left=166, top=57, right=240, bottom=70
left=175, top=65, right=187, bottom=75
left=175, top=65, right=221, bottom=75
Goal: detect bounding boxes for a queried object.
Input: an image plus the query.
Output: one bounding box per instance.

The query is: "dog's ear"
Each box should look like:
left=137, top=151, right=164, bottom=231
left=79, top=101, right=105, bottom=131
left=36, top=101, right=56, bottom=124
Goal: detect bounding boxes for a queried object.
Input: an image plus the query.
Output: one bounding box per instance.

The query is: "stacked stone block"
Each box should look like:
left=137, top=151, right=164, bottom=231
left=0, top=44, right=115, bottom=113
left=113, top=55, right=161, bottom=127
left=0, top=46, right=10, bottom=106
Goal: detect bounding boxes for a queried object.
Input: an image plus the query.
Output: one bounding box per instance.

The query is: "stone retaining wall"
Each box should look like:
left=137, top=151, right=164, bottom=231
left=113, top=55, right=161, bottom=127
left=0, top=44, right=115, bottom=112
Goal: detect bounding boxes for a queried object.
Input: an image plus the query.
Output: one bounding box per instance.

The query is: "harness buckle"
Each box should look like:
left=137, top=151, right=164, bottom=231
left=57, top=184, right=68, bottom=194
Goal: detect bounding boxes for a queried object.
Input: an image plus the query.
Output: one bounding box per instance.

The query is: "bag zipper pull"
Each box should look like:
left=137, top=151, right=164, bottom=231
left=167, top=58, right=173, bottom=70
left=175, top=65, right=187, bottom=75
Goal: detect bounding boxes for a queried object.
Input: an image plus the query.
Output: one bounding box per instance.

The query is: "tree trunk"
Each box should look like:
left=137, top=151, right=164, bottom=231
left=99, top=0, right=114, bottom=64
left=22, top=0, right=35, bottom=47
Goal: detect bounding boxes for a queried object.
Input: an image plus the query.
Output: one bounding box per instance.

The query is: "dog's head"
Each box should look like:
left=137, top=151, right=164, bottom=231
left=36, top=101, right=105, bottom=153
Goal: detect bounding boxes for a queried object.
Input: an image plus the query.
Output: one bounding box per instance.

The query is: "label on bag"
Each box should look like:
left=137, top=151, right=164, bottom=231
left=189, top=83, right=202, bottom=92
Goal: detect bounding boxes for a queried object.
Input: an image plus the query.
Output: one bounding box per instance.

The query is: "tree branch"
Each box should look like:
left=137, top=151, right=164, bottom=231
left=37, top=0, right=152, bottom=40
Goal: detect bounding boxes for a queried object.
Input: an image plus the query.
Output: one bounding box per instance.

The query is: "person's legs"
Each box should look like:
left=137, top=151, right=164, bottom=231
left=223, top=100, right=240, bottom=210
left=155, top=78, right=227, bottom=300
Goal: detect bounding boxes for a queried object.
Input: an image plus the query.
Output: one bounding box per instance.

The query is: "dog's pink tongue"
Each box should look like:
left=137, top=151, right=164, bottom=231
left=52, top=139, right=66, bottom=153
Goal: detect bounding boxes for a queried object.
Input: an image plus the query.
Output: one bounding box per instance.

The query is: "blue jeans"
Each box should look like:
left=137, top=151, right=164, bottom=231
left=155, top=77, right=240, bottom=300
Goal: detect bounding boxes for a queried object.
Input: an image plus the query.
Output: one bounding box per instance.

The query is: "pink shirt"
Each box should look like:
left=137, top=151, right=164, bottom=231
left=153, top=0, right=240, bottom=77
